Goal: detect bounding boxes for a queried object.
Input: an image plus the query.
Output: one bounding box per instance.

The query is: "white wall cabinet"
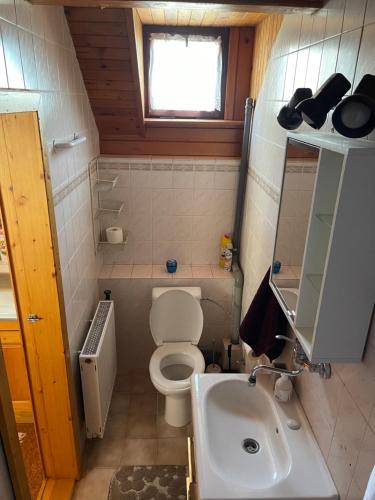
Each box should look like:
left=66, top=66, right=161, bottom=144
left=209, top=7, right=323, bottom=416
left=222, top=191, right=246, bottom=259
left=270, top=132, right=375, bottom=363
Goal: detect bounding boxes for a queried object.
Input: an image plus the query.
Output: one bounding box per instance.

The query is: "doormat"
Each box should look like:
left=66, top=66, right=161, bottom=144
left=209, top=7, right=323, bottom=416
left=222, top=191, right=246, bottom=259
left=108, top=465, right=187, bottom=500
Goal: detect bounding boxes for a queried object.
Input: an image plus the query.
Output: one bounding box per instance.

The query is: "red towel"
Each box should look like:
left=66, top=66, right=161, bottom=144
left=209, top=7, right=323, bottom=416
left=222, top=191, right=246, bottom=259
left=240, top=268, right=287, bottom=361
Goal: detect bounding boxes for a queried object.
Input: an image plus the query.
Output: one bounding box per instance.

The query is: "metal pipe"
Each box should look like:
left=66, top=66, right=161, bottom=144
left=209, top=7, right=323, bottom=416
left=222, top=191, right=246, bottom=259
left=230, top=98, right=255, bottom=344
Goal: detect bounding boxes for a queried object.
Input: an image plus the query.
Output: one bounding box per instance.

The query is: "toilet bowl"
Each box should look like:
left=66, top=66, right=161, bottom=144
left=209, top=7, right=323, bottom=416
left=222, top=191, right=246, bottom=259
left=149, top=287, right=205, bottom=427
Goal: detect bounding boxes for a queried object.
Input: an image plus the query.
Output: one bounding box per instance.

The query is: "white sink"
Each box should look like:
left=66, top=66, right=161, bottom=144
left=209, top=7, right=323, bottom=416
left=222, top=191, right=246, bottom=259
left=191, top=374, right=338, bottom=500
left=279, top=287, right=299, bottom=311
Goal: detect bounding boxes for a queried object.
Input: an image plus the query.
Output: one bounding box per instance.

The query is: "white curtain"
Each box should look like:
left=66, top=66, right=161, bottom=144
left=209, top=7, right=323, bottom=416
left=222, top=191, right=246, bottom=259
left=148, top=33, right=223, bottom=113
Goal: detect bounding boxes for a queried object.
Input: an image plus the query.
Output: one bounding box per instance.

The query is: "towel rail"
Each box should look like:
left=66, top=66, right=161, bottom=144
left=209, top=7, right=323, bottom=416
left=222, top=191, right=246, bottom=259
left=53, top=133, right=86, bottom=151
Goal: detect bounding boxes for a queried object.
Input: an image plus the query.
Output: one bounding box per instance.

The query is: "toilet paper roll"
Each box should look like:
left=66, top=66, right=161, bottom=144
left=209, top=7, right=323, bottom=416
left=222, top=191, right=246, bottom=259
left=106, top=226, right=123, bottom=244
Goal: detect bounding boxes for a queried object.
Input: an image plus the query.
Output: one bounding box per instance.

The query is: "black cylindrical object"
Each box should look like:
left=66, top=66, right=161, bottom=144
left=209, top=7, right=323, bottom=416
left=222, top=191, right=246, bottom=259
left=296, top=73, right=351, bottom=129
left=332, top=74, right=375, bottom=138
left=277, top=88, right=313, bottom=130
left=104, top=289, right=112, bottom=300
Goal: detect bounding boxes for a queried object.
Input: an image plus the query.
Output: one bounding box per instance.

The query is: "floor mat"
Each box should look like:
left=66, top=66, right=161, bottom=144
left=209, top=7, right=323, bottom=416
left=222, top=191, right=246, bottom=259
left=108, top=465, right=187, bottom=500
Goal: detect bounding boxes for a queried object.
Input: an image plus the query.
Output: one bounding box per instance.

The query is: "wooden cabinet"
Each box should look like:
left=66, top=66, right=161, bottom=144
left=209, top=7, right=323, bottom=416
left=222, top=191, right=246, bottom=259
left=271, top=132, right=375, bottom=363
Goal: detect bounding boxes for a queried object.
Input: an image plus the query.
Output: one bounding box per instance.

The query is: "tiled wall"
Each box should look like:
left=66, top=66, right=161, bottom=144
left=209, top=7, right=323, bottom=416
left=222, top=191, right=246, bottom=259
left=240, top=1, right=375, bottom=498
left=0, top=2, right=100, bottom=429
left=97, top=156, right=239, bottom=266
left=275, top=163, right=315, bottom=267
left=99, top=271, right=234, bottom=372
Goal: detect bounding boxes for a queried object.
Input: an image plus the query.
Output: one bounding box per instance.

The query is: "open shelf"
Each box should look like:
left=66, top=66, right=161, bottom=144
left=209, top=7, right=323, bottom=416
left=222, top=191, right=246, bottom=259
left=97, top=233, right=128, bottom=250
left=95, top=201, right=124, bottom=218
left=95, top=174, right=119, bottom=192
left=315, top=213, right=333, bottom=228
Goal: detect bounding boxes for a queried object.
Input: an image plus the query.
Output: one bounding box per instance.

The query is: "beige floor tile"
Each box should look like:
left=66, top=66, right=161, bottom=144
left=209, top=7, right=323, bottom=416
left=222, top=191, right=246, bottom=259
left=129, top=393, right=157, bottom=416
left=121, top=438, right=157, bottom=465
left=156, top=414, right=188, bottom=438
left=157, top=394, right=165, bottom=416
left=125, top=414, right=157, bottom=438
left=156, top=438, right=188, bottom=465
left=115, top=371, right=155, bottom=395
left=87, top=436, right=124, bottom=469
left=105, top=413, right=128, bottom=440
left=73, top=467, right=115, bottom=500
left=109, top=392, right=130, bottom=415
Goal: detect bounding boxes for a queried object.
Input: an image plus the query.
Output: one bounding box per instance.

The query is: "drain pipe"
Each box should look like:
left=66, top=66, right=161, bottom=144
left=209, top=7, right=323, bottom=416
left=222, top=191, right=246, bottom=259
left=231, top=97, right=255, bottom=344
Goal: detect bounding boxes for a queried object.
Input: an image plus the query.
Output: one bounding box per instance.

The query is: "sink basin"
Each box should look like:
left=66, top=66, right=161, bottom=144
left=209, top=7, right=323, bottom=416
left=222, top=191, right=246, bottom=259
left=191, top=374, right=337, bottom=500
left=279, top=287, right=299, bottom=311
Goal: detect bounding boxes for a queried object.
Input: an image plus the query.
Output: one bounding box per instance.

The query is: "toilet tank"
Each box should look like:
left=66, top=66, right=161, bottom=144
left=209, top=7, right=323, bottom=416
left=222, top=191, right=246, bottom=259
left=152, top=287, right=202, bottom=302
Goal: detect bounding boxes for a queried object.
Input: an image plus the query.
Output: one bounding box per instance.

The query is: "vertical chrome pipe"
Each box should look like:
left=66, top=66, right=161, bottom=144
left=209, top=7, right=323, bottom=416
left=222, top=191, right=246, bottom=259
left=231, top=98, right=255, bottom=344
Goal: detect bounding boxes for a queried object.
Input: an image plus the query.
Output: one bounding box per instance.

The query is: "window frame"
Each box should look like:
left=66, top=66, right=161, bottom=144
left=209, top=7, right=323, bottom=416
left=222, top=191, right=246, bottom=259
left=143, top=25, right=229, bottom=119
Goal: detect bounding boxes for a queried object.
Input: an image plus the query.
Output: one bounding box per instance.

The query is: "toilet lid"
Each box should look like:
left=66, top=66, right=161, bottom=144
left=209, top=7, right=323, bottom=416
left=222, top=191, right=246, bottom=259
left=150, top=290, right=203, bottom=346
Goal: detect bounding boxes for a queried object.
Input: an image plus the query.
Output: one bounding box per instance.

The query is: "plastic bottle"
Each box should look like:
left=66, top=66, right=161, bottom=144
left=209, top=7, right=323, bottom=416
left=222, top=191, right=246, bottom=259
left=224, top=242, right=233, bottom=272
left=274, top=374, right=292, bottom=403
left=219, top=234, right=232, bottom=268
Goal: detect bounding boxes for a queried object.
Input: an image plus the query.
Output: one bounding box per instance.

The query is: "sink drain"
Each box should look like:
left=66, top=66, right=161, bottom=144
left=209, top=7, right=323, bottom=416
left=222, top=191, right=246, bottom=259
left=242, top=438, right=260, bottom=454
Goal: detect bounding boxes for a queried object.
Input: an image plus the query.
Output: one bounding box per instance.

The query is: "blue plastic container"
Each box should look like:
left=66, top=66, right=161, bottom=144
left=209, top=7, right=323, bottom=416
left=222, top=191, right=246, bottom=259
left=166, top=259, right=178, bottom=273
left=272, top=260, right=281, bottom=274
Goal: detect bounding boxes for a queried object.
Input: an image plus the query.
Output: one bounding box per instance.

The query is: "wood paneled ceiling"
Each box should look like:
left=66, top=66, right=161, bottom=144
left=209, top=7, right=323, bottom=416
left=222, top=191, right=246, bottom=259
left=33, top=0, right=324, bottom=14
left=136, top=8, right=268, bottom=26
left=65, top=7, right=145, bottom=136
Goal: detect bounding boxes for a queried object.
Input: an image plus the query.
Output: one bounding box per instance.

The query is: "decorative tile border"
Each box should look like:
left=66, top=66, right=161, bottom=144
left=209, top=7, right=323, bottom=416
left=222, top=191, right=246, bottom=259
left=97, top=156, right=240, bottom=173
left=53, top=158, right=96, bottom=206
left=286, top=161, right=317, bottom=174
left=248, top=167, right=280, bottom=203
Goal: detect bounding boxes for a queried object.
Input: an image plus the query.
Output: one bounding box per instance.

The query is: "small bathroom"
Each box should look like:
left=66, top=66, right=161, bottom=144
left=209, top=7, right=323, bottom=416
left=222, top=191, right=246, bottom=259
left=0, top=1, right=375, bottom=500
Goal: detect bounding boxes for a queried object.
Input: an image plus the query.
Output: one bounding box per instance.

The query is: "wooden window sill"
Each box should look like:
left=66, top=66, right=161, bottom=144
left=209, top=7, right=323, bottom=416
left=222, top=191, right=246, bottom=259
left=144, top=118, right=244, bottom=129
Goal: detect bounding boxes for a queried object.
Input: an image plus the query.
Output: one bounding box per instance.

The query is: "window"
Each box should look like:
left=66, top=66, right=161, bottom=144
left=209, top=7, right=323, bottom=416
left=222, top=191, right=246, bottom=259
left=143, top=26, right=229, bottom=119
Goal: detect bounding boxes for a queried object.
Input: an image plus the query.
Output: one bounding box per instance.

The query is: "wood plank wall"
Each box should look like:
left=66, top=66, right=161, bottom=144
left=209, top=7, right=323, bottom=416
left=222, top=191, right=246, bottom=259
left=225, top=27, right=254, bottom=121
left=65, top=7, right=145, bottom=136
left=100, top=118, right=244, bottom=156
left=65, top=6, right=276, bottom=157
left=249, top=14, right=284, bottom=99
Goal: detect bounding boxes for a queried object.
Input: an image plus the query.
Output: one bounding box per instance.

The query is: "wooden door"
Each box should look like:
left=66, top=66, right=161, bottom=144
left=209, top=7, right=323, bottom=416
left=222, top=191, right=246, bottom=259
left=0, top=216, right=45, bottom=498
left=0, top=112, right=79, bottom=496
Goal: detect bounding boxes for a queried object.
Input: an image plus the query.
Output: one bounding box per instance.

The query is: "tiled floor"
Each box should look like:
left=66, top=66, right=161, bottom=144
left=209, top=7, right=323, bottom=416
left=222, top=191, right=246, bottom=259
left=73, top=370, right=191, bottom=500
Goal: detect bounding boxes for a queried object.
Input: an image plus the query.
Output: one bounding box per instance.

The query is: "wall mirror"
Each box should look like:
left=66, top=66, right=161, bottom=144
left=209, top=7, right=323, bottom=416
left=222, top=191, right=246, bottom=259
left=271, top=139, right=319, bottom=319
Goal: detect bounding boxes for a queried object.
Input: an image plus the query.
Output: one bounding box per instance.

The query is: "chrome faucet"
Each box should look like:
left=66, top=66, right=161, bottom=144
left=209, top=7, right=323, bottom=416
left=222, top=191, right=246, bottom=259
left=248, top=335, right=331, bottom=386
left=248, top=364, right=303, bottom=386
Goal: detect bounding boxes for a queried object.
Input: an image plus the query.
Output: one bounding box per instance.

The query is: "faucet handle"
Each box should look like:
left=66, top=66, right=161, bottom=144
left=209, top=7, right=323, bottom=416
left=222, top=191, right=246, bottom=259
left=276, top=335, right=307, bottom=366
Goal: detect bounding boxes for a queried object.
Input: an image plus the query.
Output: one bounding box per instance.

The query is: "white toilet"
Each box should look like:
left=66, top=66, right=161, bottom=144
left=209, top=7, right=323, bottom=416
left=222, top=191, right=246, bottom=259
left=149, top=287, right=206, bottom=427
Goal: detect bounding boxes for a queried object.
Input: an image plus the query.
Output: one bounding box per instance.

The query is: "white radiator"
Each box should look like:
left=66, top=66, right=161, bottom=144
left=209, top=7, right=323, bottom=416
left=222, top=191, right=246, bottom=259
left=79, top=300, right=117, bottom=438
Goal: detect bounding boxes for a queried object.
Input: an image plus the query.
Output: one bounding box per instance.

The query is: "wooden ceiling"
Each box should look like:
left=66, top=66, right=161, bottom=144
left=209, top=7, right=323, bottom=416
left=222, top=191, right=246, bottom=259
left=136, top=8, right=268, bottom=26
left=65, top=7, right=145, bottom=136
left=32, top=0, right=324, bottom=14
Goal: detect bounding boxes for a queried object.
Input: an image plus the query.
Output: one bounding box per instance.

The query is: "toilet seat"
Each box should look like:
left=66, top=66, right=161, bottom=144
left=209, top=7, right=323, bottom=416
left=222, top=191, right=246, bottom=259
left=149, top=343, right=205, bottom=396
left=149, top=290, right=203, bottom=345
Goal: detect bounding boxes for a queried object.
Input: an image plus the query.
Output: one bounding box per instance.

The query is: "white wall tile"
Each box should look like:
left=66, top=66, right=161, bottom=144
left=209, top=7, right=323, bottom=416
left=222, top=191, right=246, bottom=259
left=242, top=6, right=375, bottom=497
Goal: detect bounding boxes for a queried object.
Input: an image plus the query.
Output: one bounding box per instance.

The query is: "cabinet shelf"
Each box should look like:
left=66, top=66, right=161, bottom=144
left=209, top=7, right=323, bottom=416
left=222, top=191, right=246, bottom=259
left=270, top=131, right=375, bottom=364
left=95, top=175, right=119, bottom=192
left=95, top=201, right=124, bottom=218
left=306, top=273, right=323, bottom=293
left=315, top=213, right=333, bottom=228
